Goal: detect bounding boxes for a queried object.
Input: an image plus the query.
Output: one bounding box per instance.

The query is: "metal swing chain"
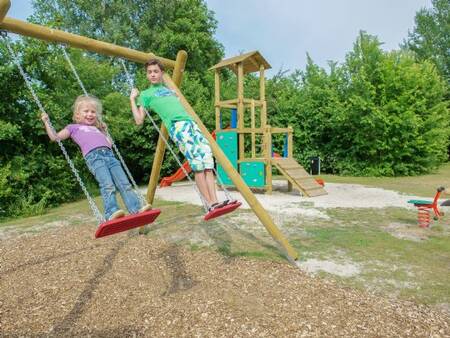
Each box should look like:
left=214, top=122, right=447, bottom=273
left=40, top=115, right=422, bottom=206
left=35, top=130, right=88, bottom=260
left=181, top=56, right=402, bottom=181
left=1, top=33, right=105, bottom=224
left=61, top=46, right=147, bottom=207
left=119, top=59, right=211, bottom=212
left=212, top=167, right=233, bottom=202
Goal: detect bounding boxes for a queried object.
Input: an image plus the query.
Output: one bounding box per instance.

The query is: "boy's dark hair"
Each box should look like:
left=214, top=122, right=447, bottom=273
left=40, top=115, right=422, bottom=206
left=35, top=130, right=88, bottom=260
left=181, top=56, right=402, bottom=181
left=144, top=58, right=164, bottom=71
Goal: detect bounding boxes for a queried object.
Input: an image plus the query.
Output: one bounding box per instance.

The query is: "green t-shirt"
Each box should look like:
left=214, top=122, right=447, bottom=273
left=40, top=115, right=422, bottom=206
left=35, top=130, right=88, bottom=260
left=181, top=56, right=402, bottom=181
left=137, top=84, right=192, bottom=130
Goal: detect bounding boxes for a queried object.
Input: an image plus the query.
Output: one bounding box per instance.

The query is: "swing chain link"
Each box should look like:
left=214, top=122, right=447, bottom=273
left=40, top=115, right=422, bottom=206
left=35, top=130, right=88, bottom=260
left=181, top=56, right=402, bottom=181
left=62, top=47, right=147, bottom=207
left=2, top=35, right=105, bottom=224
left=119, top=59, right=211, bottom=212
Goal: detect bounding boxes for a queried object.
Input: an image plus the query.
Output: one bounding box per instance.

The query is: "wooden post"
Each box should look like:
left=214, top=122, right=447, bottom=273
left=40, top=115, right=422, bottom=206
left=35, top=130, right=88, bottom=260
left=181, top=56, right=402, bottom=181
left=215, top=70, right=221, bottom=131
left=0, top=17, right=175, bottom=69
left=146, top=50, right=187, bottom=204
left=237, top=62, right=245, bottom=160
left=163, top=74, right=298, bottom=261
left=0, top=0, right=10, bottom=24
left=287, top=126, right=293, bottom=192
left=259, top=65, right=267, bottom=128
left=265, top=125, right=273, bottom=194
left=251, top=99, right=256, bottom=158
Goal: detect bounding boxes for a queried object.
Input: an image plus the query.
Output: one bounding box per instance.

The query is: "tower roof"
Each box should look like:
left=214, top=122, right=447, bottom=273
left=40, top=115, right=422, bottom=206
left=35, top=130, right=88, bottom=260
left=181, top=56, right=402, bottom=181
left=210, top=51, right=271, bottom=74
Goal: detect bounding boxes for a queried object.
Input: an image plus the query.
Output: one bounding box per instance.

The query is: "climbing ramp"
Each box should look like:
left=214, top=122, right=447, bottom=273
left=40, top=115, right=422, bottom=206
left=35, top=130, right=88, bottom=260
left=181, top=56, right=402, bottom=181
left=272, top=158, right=327, bottom=197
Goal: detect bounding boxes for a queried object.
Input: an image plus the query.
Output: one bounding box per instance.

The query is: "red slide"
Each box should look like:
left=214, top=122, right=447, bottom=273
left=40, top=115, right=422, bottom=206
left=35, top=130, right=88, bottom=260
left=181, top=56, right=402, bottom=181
left=160, top=130, right=217, bottom=188
left=159, top=161, right=192, bottom=187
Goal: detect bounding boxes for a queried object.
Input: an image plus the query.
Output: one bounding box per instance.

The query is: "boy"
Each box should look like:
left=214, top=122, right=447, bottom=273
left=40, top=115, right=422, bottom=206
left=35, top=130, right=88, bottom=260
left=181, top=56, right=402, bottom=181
left=129, top=59, right=229, bottom=212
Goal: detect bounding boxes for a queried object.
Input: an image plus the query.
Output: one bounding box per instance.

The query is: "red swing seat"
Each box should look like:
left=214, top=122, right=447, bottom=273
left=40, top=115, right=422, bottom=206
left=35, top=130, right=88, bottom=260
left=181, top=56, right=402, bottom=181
left=95, top=209, right=161, bottom=238
left=204, top=201, right=242, bottom=221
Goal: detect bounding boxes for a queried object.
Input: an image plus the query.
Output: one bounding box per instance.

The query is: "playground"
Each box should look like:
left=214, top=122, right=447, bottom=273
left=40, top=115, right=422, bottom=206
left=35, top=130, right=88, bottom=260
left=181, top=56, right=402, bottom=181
left=1, top=0, right=450, bottom=336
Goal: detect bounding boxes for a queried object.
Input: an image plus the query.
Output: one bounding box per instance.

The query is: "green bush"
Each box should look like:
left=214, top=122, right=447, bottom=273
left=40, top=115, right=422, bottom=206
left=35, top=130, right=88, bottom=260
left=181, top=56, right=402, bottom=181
left=268, top=32, right=449, bottom=176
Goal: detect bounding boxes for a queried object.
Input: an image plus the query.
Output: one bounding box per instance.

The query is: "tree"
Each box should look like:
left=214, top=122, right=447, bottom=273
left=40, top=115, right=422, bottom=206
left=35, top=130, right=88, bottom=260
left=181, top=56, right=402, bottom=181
left=31, top=0, right=224, bottom=74
left=266, top=32, right=449, bottom=176
left=403, top=0, right=450, bottom=83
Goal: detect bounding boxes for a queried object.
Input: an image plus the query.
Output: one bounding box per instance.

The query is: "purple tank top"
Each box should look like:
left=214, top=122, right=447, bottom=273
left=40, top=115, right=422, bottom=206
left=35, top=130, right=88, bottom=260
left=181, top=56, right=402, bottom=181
left=66, top=124, right=111, bottom=156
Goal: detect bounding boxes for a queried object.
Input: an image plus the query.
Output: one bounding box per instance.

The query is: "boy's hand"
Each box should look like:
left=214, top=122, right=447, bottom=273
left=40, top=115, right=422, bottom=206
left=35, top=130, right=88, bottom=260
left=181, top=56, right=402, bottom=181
left=41, top=113, right=49, bottom=123
left=130, top=88, right=140, bottom=101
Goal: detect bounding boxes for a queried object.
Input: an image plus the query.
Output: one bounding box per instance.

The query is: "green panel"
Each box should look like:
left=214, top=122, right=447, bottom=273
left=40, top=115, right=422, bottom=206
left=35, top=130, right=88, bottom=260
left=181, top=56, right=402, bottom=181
left=239, top=161, right=265, bottom=187
left=216, top=131, right=238, bottom=186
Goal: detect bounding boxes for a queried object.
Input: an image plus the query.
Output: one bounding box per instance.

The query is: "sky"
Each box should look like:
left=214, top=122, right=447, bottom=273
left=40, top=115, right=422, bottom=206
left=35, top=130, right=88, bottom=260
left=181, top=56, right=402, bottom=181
left=7, top=0, right=432, bottom=76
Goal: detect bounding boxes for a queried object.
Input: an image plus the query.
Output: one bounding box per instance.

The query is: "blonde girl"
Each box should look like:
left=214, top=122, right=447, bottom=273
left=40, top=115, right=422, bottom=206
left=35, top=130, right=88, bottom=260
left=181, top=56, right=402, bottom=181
left=41, top=95, right=151, bottom=221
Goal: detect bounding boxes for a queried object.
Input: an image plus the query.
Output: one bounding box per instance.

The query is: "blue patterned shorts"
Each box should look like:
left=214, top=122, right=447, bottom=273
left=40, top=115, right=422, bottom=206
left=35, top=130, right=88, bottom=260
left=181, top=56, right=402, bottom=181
left=169, top=120, right=214, bottom=172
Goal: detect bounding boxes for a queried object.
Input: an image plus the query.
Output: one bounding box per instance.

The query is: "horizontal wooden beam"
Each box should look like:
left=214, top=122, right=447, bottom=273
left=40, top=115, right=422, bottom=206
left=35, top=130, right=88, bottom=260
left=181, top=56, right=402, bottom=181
left=243, top=98, right=263, bottom=106
left=220, top=98, right=238, bottom=105
left=271, top=127, right=291, bottom=134
left=216, top=104, right=237, bottom=109
left=236, top=128, right=264, bottom=134
left=238, top=158, right=268, bottom=163
left=0, top=16, right=176, bottom=69
left=216, top=98, right=263, bottom=108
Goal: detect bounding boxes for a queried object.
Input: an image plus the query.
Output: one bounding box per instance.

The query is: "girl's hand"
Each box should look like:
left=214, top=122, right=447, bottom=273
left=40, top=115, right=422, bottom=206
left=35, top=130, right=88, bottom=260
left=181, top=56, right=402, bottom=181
left=130, top=88, right=140, bottom=100
left=41, top=113, right=49, bottom=123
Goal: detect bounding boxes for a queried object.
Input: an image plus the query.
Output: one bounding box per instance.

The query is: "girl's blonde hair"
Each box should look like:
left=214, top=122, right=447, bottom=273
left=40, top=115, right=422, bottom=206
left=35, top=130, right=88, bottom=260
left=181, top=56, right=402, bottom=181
left=72, top=94, right=106, bottom=131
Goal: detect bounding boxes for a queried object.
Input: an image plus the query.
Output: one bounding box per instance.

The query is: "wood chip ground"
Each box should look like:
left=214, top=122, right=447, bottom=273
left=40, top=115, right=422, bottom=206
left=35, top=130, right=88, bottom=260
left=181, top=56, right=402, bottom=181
left=0, top=223, right=449, bottom=337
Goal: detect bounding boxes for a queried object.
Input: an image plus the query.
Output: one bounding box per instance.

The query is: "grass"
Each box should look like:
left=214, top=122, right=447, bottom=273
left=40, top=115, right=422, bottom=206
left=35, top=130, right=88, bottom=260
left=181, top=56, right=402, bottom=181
left=319, top=163, right=450, bottom=198
left=288, top=207, right=450, bottom=306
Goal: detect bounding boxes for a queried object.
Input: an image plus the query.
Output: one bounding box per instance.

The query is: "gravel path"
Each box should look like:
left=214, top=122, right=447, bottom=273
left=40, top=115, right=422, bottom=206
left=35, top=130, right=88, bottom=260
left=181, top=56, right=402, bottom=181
left=0, top=223, right=449, bottom=337
left=154, top=181, right=432, bottom=213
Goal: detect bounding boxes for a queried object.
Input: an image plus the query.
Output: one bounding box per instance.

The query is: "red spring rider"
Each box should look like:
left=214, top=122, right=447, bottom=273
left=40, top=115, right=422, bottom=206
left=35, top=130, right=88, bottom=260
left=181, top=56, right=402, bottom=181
left=408, top=187, right=445, bottom=228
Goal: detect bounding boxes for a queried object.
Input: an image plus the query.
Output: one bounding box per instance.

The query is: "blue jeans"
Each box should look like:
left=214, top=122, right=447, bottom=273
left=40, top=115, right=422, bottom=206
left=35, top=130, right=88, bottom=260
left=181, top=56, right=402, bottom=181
left=85, top=147, right=141, bottom=220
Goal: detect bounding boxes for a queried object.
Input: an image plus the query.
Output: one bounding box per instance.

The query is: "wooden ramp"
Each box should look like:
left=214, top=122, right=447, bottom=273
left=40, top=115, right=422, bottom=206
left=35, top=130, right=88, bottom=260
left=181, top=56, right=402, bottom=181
left=272, top=158, right=327, bottom=197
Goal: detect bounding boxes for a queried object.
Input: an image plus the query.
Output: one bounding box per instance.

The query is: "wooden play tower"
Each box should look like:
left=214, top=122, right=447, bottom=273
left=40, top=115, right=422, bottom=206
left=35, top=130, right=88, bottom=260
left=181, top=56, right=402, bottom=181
left=211, top=51, right=327, bottom=197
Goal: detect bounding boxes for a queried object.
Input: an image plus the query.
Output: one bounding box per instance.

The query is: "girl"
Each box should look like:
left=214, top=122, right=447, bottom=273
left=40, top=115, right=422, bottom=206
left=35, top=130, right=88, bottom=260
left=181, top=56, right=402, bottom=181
left=41, top=94, right=151, bottom=221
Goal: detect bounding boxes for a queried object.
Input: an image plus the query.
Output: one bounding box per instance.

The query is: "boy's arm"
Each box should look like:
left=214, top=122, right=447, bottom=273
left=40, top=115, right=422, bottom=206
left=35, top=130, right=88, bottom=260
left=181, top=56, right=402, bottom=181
left=41, top=113, right=70, bottom=141
left=130, top=88, right=145, bottom=125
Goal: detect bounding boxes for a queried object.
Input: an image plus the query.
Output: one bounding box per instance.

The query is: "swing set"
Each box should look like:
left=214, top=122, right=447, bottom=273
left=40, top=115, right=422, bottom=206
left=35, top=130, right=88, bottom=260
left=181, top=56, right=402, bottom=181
left=0, top=0, right=299, bottom=261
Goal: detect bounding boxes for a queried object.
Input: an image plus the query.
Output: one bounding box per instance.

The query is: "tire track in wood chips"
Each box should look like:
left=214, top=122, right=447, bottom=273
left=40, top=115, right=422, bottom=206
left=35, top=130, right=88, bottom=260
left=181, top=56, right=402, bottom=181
left=161, top=244, right=196, bottom=295
left=49, top=238, right=128, bottom=336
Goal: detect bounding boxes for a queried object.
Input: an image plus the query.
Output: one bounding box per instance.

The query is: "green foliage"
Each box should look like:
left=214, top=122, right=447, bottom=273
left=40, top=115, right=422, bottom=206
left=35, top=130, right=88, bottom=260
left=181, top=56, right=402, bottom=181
left=403, top=0, right=450, bottom=83
left=267, top=32, right=449, bottom=176
left=31, top=0, right=224, bottom=75
left=0, top=39, right=113, bottom=218
left=0, top=0, right=222, bottom=219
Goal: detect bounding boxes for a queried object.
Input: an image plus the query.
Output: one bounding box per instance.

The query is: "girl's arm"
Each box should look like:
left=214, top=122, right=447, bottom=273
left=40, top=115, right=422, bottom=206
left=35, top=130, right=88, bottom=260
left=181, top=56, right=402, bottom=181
left=130, top=88, right=145, bottom=125
left=40, top=113, right=70, bottom=141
